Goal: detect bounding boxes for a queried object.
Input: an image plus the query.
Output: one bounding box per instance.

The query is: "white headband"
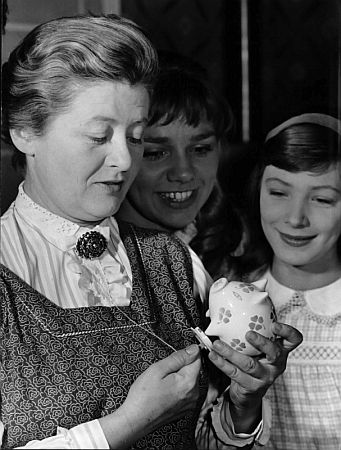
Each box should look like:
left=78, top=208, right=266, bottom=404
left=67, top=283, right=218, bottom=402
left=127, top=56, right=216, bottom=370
left=265, top=113, right=341, bottom=142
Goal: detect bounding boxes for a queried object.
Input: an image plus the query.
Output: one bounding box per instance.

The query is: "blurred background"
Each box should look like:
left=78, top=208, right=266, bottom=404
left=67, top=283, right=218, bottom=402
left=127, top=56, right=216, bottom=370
left=1, top=0, right=340, bottom=213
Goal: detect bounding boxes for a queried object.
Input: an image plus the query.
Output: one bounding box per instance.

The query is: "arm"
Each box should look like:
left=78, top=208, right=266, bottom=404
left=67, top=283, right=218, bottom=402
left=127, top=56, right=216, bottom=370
left=1, top=420, right=109, bottom=449
left=207, top=322, right=303, bottom=444
left=99, top=344, right=201, bottom=448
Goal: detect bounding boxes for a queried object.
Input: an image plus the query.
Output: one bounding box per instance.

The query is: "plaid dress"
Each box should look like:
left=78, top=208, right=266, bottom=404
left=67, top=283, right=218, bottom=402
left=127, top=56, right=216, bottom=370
left=262, top=271, right=341, bottom=450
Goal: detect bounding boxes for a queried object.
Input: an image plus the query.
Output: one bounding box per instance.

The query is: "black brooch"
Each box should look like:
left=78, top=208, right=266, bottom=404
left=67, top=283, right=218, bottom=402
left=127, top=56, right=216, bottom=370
left=76, top=231, right=107, bottom=259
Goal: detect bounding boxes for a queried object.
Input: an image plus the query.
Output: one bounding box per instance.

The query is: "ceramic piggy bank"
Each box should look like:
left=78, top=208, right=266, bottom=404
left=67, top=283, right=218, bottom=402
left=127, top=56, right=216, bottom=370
left=203, top=278, right=277, bottom=356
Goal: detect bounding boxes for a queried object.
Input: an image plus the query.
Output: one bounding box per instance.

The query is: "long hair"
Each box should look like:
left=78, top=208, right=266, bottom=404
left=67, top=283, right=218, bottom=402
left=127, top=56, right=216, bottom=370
left=191, top=183, right=246, bottom=280
left=241, top=121, right=341, bottom=279
left=147, top=51, right=244, bottom=279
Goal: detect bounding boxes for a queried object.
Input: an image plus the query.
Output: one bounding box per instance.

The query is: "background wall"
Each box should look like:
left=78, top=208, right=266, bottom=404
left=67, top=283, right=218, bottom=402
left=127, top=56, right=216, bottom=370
left=1, top=0, right=340, bottom=213
left=249, top=0, right=340, bottom=141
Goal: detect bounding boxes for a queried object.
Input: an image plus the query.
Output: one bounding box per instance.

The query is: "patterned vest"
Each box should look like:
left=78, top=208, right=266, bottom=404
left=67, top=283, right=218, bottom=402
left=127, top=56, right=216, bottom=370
left=0, top=222, right=208, bottom=449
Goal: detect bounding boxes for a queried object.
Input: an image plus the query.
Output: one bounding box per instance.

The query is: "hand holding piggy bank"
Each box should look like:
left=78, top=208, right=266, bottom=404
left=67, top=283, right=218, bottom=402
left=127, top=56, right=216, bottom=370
left=192, top=278, right=277, bottom=356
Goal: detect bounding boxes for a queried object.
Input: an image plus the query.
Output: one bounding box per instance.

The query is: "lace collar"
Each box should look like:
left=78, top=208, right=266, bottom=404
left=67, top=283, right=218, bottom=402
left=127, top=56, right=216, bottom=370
left=265, top=269, right=341, bottom=316
left=14, top=182, right=114, bottom=252
left=14, top=183, right=132, bottom=307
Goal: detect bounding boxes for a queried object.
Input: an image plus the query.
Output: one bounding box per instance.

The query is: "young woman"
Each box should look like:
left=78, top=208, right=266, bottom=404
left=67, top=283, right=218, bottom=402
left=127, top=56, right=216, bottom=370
left=242, top=113, right=341, bottom=449
left=118, top=51, right=246, bottom=280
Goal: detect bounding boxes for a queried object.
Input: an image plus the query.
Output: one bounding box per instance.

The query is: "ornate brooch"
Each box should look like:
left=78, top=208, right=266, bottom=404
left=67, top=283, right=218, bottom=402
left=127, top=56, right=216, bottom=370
left=76, top=230, right=107, bottom=259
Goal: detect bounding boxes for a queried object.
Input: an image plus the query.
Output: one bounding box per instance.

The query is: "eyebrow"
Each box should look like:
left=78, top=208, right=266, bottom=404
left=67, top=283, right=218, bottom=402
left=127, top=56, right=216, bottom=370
left=86, top=115, right=148, bottom=125
left=265, top=177, right=341, bottom=194
left=144, top=130, right=216, bottom=144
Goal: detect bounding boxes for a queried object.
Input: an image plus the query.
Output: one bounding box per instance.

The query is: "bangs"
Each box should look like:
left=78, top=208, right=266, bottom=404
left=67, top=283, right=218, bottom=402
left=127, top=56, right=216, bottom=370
left=148, top=88, right=211, bottom=128
left=264, top=124, right=340, bottom=173
left=149, top=71, right=212, bottom=127
left=148, top=70, right=232, bottom=139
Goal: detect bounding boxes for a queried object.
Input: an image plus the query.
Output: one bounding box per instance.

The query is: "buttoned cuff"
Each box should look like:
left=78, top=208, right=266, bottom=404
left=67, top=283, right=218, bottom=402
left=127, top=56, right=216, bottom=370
left=211, top=389, right=271, bottom=447
left=67, top=419, right=109, bottom=449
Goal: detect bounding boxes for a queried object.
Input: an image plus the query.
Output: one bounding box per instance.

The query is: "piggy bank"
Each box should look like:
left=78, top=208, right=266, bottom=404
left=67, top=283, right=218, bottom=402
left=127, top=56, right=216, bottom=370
left=198, top=278, right=277, bottom=356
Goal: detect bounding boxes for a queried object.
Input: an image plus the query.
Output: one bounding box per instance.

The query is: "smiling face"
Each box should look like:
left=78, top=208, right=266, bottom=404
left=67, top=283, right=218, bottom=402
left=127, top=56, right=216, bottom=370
left=260, top=164, right=341, bottom=274
left=18, top=81, right=149, bottom=224
left=119, top=117, right=220, bottom=231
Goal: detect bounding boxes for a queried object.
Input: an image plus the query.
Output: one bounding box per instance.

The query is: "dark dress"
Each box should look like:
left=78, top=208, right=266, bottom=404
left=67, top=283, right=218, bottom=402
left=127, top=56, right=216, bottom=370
left=0, top=223, right=208, bottom=449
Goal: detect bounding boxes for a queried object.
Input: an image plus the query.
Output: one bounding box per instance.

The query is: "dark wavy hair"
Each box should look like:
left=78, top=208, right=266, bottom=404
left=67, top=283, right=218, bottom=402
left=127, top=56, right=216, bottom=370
left=147, top=51, right=243, bottom=278
left=148, top=51, right=235, bottom=145
left=2, top=14, right=158, bottom=172
left=241, top=121, right=341, bottom=279
left=191, top=183, right=245, bottom=280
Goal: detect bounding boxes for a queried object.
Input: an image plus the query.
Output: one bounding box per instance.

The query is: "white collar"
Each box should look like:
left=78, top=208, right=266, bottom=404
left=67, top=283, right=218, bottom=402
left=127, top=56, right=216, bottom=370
left=14, top=182, right=115, bottom=253
left=265, top=269, right=341, bottom=315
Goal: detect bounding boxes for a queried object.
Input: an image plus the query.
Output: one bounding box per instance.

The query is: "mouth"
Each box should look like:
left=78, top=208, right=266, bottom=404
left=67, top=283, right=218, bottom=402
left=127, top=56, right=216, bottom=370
left=158, top=190, right=195, bottom=203
left=279, top=231, right=316, bottom=247
left=96, top=181, right=124, bottom=192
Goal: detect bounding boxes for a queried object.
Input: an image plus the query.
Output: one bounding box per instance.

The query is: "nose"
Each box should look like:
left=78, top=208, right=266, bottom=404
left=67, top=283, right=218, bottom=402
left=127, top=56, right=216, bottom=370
left=167, top=154, right=195, bottom=183
left=105, top=134, right=132, bottom=171
left=285, top=198, right=310, bottom=228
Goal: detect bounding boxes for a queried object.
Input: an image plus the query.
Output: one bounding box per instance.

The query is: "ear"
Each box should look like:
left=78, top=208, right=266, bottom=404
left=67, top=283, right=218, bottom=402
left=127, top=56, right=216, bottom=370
left=9, top=128, right=36, bottom=156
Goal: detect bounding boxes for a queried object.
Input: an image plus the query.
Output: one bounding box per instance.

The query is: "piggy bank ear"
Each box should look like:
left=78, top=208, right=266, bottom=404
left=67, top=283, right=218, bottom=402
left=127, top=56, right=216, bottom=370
left=210, top=277, right=229, bottom=294
left=205, top=309, right=210, bottom=318
left=252, top=278, right=267, bottom=291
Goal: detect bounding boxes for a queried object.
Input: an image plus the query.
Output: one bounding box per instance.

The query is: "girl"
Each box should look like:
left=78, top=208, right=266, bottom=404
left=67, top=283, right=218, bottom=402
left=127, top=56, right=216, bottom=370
left=243, top=113, right=341, bottom=449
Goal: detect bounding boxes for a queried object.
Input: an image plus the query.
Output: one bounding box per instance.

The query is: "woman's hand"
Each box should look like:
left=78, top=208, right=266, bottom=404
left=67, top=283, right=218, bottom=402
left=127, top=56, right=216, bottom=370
left=208, top=321, right=303, bottom=433
left=100, top=344, right=202, bottom=448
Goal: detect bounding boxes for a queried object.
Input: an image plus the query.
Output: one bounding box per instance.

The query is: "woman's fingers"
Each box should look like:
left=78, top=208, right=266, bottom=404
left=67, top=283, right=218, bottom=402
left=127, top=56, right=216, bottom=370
left=271, top=321, right=303, bottom=351
left=209, top=340, right=262, bottom=378
left=245, top=331, right=281, bottom=363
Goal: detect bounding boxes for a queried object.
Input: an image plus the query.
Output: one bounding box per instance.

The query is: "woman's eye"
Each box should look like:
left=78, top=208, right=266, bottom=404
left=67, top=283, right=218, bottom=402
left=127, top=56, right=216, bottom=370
left=128, top=136, right=143, bottom=146
left=191, top=144, right=212, bottom=156
left=269, top=189, right=286, bottom=197
left=143, top=149, right=168, bottom=161
left=89, top=136, right=108, bottom=145
left=313, top=197, right=335, bottom=205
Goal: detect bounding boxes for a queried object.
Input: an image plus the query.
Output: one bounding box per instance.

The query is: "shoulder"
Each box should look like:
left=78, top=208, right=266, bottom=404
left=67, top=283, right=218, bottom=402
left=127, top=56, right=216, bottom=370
left=0, top=264, right=24, bottom=325
left=117, top=220, right=190, bottom=257
left=1, top=202, right=15, bottom=225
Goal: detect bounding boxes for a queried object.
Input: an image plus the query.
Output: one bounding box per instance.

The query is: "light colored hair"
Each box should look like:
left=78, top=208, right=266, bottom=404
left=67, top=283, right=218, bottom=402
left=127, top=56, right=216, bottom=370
left=2, top=14, right=158, bottom=169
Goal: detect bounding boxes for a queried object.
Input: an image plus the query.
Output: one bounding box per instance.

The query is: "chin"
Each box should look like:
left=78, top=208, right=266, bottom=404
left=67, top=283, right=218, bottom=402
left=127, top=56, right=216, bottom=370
left=168, top=219, right=195, bottom=231
left=90, top=205, right=120, bottom=221
left=276, top=252, right=316, bottom=268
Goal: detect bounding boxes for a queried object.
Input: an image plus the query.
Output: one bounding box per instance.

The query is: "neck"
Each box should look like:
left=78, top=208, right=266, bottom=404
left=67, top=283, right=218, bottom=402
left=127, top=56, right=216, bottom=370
left=117, top=199, right=168, bottom=232
left=271, top=257, right=341, bottom=290
left=22, top=180, right=105, bottom=228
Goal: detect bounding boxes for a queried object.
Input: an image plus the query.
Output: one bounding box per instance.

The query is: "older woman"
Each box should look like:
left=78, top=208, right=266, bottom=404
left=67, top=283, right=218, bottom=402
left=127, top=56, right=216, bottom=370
left=0, top=14, right=302, bottom=449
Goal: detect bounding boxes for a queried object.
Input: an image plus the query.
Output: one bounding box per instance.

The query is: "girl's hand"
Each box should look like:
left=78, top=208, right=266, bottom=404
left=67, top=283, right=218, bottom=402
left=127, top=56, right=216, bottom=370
left=208, top=322, right=303, bottom=432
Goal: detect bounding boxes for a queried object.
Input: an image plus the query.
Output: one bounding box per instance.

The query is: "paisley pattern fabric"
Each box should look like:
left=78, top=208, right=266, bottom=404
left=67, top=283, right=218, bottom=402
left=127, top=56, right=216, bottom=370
left=0, top=222, right=208, bottom=449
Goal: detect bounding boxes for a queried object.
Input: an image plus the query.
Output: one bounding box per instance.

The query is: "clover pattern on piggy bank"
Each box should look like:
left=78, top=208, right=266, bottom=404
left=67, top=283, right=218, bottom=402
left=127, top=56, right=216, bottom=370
left=205, top=278, right=277, bottom=356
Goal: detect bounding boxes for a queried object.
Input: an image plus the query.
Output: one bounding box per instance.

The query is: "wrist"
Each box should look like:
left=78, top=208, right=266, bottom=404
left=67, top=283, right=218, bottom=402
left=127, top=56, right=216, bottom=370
left=99, top=403, right=151, bottom=449
left=223, top=390, right=262, bottom=434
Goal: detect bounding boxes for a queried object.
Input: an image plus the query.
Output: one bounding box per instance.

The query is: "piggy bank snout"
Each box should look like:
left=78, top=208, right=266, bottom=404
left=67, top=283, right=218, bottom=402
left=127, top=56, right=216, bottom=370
left=205, top=322, right=219, bottom=337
